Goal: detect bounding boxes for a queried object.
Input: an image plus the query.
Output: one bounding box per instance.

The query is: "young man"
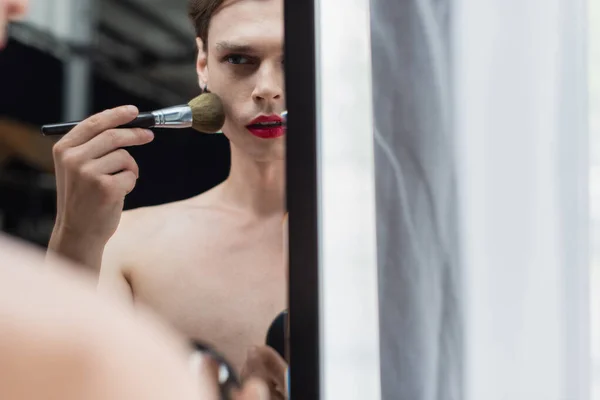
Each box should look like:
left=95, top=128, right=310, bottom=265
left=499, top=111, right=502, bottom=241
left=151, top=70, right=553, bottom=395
left=0, top=1, right=269, bottom=399
left=48, top=0, right=287, bottom=380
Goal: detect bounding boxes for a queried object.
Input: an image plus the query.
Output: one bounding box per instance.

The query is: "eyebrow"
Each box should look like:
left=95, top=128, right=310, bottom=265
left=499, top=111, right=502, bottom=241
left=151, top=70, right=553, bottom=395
left=215, top=41, right=256, bottom=53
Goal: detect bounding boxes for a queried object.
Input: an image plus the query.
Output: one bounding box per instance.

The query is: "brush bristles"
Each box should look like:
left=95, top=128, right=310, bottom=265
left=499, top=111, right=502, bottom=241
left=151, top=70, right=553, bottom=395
left=188, top=93, right=226, bottom=133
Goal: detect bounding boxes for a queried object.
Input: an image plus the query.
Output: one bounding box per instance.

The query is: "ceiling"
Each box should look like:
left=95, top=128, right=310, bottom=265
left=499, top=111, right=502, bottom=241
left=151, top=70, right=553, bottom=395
left=96, top=0, right=200, bottom=104
left=11, top=0, right=200, bottom=107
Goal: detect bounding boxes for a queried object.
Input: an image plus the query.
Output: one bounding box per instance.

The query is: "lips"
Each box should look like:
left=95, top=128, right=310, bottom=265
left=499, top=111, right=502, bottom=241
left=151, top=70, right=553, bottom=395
left=246, top=114, right=285, bottom=139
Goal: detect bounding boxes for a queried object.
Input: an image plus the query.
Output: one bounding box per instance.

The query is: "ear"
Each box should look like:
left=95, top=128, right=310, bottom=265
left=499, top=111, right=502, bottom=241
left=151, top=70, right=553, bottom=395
left=195, top=38, right=209, bottom=90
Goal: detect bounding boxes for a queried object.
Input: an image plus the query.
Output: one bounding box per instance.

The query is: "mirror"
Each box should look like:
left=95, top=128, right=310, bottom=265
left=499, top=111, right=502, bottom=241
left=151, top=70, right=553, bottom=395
left=1, top=0, right=289, bottom=397
left=5, top=0, right=594, bottom=399
left=590, top=0, right=600, bottom=397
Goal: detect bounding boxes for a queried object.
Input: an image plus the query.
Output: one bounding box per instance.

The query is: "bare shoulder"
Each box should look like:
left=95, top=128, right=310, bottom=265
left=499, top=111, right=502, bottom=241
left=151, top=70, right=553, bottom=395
left=103, top=185, right=230, bottom=270
left=0, top=235, right=201, bottom=400
left=120, top=189, right=227, bottom=239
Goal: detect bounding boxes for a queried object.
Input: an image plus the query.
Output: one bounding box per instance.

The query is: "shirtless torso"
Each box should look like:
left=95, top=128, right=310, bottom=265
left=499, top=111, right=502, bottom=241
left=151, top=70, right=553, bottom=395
left=99, top=184, right=287, bottom=372
left=46, top=0, right=288, bottom=376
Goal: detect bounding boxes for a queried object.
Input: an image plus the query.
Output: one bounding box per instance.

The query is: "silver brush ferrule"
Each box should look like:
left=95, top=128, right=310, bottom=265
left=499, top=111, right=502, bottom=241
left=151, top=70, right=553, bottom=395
left=151, top=105, right=193, bottom=128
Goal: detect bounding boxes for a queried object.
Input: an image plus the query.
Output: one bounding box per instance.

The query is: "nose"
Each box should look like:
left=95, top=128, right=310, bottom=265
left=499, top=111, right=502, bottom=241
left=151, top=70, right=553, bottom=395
left=6, top=0, right=28, bottom=20
left=252, top=62, right=283, bottom=103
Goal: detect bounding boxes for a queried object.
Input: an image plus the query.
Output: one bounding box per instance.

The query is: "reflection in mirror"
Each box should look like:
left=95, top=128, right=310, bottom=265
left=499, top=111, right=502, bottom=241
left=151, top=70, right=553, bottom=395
left=2, top=0, right=289, bottom=398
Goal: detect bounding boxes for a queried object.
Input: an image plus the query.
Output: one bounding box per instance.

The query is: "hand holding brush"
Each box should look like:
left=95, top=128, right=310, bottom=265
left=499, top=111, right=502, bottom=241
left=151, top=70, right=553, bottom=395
left=46, top=93, right=225, bottom=269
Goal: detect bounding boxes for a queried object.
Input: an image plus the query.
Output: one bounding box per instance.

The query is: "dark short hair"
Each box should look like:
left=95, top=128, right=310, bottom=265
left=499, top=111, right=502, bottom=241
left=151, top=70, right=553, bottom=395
left=188, top=0, right=225, bottom=51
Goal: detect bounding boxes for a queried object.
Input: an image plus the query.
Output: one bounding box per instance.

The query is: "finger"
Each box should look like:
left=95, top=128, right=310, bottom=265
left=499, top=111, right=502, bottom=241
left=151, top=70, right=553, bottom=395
left=237, top=378, right=270, bottom=400
left=189, top=352, right=221, bottom=400
left=78, top=128, right=154, bottom=160
left=111, top=170, right=138, bottom=196
left=83, top=149, right=139, bottom=178
left=58, top=105, right=139, bottom=148
left=240, top=347, right=261, bottom=381
left=259, top=346, right=288, bottom=373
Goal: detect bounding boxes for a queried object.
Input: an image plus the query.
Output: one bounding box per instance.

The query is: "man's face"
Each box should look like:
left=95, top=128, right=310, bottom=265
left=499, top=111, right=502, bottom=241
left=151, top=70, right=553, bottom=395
left=196, top=0, right=285, bottom=162
left=0, top=0, right=28, bottom=49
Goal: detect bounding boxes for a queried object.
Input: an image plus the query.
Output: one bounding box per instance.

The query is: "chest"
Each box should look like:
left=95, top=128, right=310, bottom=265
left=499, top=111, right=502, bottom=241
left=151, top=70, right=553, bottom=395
left=127, top=221, right=286, bottom=370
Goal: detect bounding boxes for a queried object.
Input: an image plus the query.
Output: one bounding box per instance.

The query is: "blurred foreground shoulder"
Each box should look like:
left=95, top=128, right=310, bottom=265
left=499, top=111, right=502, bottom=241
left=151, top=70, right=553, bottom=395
left=0, top=233, right=201, bottom=400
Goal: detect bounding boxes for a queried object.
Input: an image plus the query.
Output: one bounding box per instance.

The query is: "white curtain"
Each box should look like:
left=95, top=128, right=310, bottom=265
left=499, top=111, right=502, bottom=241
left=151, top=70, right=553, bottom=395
left=371, top=0, right=590, bottom=399
left=371, top=1, right=460, bottom=399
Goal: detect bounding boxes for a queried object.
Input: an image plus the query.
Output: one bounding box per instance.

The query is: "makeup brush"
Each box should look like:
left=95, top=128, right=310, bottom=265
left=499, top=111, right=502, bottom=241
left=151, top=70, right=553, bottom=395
left=40, top=92, right=226, bottom=136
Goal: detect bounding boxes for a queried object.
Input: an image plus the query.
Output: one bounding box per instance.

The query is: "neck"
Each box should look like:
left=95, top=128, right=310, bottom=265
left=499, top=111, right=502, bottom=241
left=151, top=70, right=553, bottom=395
left=221, top=143, right=286, bottom=216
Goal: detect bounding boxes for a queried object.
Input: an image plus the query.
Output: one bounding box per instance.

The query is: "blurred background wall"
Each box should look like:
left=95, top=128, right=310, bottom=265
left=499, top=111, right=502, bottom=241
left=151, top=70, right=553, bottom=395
left=0, top=0, right=230, bottom=247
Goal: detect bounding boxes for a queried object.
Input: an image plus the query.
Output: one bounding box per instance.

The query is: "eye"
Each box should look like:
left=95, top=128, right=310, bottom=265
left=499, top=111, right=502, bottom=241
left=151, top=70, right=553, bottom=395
left=224, top=54, right=251, bottom=65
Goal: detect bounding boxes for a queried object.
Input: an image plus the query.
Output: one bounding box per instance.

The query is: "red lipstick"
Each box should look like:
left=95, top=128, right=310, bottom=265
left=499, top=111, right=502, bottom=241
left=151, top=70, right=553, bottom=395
left=246, top=115, right=285, bottom=139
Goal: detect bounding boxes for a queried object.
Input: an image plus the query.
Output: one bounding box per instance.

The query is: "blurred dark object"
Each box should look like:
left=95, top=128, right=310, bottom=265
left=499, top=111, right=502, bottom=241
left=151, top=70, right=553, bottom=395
left=0, top=38, right=64, bottom=126
left=0, top=37, right=230, bottom=247
left=266, top=311, right=288, bottom=361
left=0, top=160, right=56, bottom=248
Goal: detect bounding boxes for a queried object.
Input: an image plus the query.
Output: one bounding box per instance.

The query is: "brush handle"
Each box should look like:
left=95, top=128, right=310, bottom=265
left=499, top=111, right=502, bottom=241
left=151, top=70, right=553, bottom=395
left=41, top=112, right=155, bottom=136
